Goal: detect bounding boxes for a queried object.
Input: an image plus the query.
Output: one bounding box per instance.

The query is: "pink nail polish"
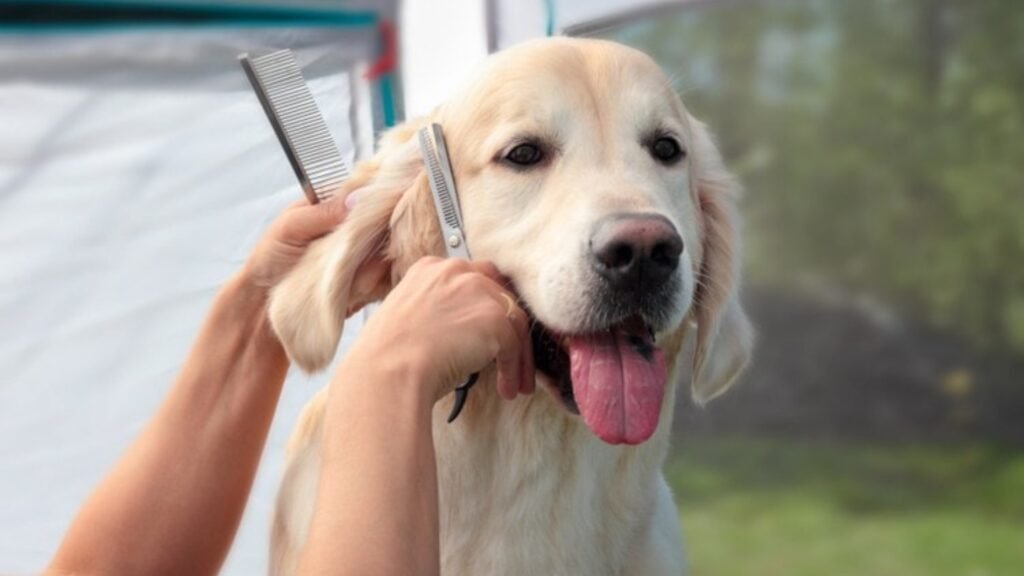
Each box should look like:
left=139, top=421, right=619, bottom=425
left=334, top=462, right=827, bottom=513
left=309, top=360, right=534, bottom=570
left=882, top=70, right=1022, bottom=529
left=344, top=191, right=361, bottom=210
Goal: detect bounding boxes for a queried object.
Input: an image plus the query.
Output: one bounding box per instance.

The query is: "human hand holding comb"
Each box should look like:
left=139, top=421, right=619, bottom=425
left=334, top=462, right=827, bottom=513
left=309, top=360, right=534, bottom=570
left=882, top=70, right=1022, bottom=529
left=242, top=50, right=530, bottom=420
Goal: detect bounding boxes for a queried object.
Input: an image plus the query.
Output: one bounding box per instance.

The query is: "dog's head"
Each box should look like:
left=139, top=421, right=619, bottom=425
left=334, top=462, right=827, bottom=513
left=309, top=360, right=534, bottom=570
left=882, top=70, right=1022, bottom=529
left=269, top=38, right=752, bottom=445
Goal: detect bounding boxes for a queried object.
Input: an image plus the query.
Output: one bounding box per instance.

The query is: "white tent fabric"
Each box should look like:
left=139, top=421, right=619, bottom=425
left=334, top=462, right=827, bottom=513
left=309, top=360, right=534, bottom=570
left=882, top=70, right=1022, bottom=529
left=0, top=27, right=381, bottom=575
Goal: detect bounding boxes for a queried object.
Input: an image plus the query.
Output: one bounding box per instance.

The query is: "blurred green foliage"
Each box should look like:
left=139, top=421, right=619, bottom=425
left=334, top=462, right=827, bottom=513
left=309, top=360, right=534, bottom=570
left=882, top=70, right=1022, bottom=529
left=612, top=0, right=1024, bottom=353
left=606, top=6, right=1024, bottom=570
left=668, top=438, right=1024, bottom=575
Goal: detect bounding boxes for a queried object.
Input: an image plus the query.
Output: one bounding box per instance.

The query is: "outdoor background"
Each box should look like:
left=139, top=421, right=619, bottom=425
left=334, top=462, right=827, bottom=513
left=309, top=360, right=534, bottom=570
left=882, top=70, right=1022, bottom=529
left=606, top=1, right=1024, bottom=575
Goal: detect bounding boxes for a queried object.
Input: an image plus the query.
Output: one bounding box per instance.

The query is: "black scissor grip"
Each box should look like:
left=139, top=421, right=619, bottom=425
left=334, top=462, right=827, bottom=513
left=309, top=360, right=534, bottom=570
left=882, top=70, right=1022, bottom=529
left=446, top=372, right=480, bottom=423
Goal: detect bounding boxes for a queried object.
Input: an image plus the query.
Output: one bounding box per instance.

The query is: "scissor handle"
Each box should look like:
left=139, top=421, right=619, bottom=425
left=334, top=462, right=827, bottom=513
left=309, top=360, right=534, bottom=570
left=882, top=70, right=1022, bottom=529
left=446, top=372, right=480, bottom=423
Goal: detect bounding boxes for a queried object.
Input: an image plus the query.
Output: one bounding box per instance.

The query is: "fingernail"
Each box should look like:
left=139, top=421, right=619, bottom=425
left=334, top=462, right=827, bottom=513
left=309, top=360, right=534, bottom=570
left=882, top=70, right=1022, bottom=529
left=344, top=190, right=363, bottom=210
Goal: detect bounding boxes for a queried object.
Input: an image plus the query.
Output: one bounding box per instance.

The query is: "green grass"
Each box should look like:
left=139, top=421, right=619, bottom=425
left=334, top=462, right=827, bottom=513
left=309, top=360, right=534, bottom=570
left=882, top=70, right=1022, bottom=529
left=667, top=438, right=1024, bottom=576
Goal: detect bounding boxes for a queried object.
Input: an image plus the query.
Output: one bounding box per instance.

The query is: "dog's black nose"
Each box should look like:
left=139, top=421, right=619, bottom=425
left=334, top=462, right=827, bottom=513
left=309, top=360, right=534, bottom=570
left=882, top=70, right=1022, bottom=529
left=590, top=214, right=683, bottom=290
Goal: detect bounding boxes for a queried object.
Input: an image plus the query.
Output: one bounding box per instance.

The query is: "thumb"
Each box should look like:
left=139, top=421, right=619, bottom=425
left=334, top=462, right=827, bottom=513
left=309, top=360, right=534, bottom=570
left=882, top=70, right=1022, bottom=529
left=279, top=196, right=349, bottom=246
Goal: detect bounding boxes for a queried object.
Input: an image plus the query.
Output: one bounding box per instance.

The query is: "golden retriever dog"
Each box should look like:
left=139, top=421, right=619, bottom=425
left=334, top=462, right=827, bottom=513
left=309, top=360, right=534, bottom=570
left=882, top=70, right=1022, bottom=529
left=267, top=37, right=752, bottom=575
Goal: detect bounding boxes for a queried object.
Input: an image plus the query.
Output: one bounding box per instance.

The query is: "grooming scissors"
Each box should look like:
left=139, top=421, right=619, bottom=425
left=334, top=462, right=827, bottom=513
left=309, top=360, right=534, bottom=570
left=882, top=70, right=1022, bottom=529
left=417, top=123, right=477, bottom=423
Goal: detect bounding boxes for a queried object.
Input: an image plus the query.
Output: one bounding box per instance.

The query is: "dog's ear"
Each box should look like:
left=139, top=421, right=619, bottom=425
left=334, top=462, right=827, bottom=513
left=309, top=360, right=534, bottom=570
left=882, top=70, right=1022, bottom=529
left=268, top=119, right=440, bottom=372
left=688, top=119, right=754, bottom=405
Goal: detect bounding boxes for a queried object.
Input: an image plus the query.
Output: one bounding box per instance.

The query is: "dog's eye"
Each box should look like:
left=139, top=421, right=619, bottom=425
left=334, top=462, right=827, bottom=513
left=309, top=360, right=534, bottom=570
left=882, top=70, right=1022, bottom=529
left=650, top=137, right=684, bottom=164
left=504, top=143, right=544, bottom=167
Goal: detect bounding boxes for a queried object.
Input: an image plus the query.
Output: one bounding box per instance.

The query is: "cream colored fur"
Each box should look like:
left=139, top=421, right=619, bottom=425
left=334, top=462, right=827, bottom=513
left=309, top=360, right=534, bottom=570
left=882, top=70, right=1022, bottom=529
left=267, top=38, right=752, bottom=576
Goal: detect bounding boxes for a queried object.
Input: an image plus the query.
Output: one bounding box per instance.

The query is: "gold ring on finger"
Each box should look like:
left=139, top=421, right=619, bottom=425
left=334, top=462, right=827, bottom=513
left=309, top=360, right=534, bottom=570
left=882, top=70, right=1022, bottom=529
left=499, top=293, right=517, bottom=320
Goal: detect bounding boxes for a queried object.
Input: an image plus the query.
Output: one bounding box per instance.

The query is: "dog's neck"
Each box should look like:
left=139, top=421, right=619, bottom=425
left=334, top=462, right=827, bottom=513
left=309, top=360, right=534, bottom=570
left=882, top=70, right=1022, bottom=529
left=428, top=325, right=688, bottom=575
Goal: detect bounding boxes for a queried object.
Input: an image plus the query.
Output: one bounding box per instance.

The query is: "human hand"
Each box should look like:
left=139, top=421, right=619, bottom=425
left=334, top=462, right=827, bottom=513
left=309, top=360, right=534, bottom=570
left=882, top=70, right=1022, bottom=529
left=242, top=198, right=349, bottom=291
left=346, top=256, right=536, bottom=404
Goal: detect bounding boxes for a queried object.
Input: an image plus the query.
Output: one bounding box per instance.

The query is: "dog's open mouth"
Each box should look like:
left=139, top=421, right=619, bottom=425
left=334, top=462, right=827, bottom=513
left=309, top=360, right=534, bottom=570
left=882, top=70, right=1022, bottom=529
left=530, top=315, right=666, bottom=445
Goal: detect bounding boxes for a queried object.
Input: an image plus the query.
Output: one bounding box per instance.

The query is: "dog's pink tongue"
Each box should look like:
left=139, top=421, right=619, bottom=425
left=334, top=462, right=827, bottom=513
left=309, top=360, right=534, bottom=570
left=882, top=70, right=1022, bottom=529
left=568, top=327, right=666, bottom=445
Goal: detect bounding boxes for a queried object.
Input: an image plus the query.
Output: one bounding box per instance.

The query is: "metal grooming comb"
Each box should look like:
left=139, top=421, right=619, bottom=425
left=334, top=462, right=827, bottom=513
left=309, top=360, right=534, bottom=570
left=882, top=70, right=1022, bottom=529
left=239, top=49, right=350, bottom=204
left=418, top=123, right=478, bottom=423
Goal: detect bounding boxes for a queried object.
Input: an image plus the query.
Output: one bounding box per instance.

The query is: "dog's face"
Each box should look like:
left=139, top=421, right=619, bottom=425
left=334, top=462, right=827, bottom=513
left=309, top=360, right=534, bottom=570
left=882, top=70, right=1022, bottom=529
left=269, top=38, right=752, bottom=445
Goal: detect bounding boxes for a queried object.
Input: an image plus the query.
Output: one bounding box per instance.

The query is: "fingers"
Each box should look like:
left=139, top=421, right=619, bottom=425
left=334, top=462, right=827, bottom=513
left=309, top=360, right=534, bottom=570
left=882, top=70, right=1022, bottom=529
left=490, top=292, right=524, bottom=401
left=388, top=256, right=537, bottom=402
left=276, top=196, right=348, bottom=246
left=467, top=260, right=504, bottom=284
left=479, top=278, right=533, bottom=401
left=461, top=262, right=535, bottom=400
left=498, top=291, right=535, bottom=397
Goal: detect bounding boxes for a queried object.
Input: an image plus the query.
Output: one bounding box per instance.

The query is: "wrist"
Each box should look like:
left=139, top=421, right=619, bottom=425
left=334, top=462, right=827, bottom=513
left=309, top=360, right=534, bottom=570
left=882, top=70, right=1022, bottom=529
left=214, top=271, right=284, bottom=357
left=334, top=342, right=440, bottom=416
left=232, top=262, right=271, bottom=301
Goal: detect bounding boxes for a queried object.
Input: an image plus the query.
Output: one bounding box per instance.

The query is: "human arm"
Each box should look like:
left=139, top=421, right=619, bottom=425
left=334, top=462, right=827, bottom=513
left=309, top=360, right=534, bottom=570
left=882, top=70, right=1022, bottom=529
left=46, top=199, right=348, bottom=576
left=295, top=257, right=535, bottom=576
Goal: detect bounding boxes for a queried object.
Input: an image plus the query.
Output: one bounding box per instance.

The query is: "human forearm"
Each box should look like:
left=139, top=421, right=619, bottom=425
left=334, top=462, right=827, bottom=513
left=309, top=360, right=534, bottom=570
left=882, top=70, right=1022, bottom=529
left=48, top=271, right=289, bottom=576
left=293, top=258, right=534, bottom=576
left=296, top=349, right=441, bottom=576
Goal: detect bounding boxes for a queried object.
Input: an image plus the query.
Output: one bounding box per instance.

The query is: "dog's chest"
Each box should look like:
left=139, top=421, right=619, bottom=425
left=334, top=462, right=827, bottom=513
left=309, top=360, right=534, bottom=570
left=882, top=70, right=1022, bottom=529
left=431, top=395, right=665, bottom=576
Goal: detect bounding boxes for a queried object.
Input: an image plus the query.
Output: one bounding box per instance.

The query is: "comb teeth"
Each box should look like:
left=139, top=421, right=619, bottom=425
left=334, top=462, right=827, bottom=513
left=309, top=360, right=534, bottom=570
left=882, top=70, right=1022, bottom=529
left=418, top=130, right=461, bottom=229
left=240, top=50, right=349, bottom=204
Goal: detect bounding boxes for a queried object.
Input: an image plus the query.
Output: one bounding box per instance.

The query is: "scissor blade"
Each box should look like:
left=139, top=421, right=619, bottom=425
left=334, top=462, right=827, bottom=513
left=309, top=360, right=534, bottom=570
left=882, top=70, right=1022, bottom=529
left=430, top=124, right=465, bottom=228
left=418, top=126, right=470, bottom=260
